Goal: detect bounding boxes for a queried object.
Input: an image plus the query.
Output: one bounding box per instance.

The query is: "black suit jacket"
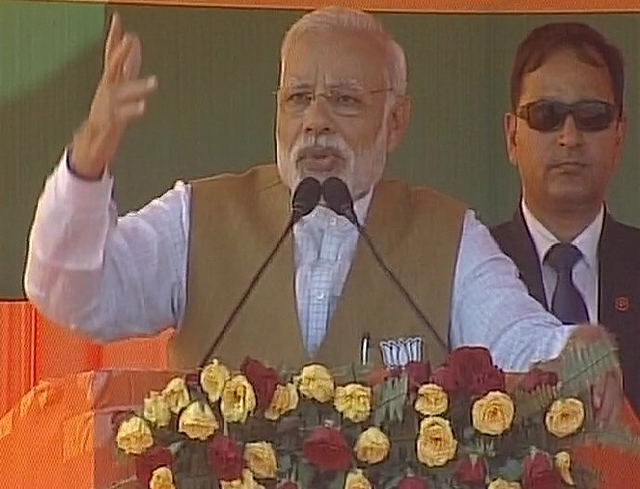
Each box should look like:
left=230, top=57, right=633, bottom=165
left=490, top=207, right=640, bottom=418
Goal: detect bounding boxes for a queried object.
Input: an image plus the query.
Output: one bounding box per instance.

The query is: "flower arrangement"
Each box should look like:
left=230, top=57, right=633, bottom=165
left=111, top=340, right=640, bottom=489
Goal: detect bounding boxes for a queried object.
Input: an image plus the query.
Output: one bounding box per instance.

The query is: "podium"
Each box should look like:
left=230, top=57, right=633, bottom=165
left=0, top=369, right=181, bottom=489
left=1, top=368, right=639, bottom=489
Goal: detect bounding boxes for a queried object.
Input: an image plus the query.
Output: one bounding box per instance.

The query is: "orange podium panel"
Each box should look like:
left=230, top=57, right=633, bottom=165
left=0, top=369, right=182, bottom=489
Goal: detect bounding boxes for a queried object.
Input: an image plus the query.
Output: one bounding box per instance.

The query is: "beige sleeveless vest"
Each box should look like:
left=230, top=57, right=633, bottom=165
left=168, top=164, right=466, bottom=371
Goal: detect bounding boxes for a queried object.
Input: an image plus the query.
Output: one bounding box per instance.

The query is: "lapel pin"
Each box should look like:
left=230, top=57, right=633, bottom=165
left=614, top=296, right=630, bottom=312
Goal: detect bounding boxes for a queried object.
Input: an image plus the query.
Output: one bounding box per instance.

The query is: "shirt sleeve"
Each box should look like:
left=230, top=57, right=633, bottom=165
left=449, top=209, right=578, bottom=371
left=23, top=148, right=189, bottom=343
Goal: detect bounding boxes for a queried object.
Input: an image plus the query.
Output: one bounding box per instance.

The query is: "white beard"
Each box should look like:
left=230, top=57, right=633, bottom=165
left=276, top=119, right=389, bottom=200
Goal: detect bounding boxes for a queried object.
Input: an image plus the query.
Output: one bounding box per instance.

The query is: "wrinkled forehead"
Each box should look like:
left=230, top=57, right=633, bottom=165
left=279, top=29, right=388, bottom=89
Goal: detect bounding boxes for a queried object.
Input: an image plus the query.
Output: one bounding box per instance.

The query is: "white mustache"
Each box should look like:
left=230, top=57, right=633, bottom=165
left=290, top=134, right=353, bottom=162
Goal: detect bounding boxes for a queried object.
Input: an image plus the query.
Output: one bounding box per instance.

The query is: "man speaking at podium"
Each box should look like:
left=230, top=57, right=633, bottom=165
left=23, top=7, right=621, bottom=426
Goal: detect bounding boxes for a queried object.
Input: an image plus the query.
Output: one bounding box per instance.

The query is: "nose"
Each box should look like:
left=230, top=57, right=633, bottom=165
left=303, top=96, right=334, bottom=137
left=558, top=114, right=584, bottom=148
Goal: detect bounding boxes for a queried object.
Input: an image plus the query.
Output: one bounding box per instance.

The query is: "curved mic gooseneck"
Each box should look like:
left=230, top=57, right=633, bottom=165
left=321, top=176, right=448, bottom=353
left=198, top=177, right=321, bottom=368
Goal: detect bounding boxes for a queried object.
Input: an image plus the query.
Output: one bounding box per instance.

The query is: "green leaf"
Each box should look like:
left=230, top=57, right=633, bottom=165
left=296, top=460, right=315, bottom=489
left=512, top=384, right=558, bottom=421
left=328, top=471, right=346, bottom=489
left=174, top=475, right=216, bottom=489
left=497, top=458, right=522, bottom=481
left=559, top=340, right=619, bottom=398
left=390, top=375, right=408, bottom=423
left=279, top=454, right=293, bottom=476
left=383, top=472, right=406, bottom=489
left=373, top=380, right=393, bottom=426
left=575, top=426, right=640, bottom=453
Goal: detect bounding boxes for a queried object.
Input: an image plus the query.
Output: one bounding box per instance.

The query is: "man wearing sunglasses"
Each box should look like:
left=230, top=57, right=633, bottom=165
left=491, top=22, right=640, bottom=417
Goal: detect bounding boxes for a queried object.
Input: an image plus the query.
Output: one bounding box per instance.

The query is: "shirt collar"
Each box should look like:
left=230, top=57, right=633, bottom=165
left=520, top=200, right=603, bottom=270
left=297, top=187, right=374, bottom=229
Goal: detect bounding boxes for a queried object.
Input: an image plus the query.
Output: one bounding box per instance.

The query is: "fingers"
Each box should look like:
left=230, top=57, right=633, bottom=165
left=593, top=371, right=623, bottom=428
left=104, top=33, right=136, bottom=83
left=115, top=100, right=148, bottom=122
left=122, top=35, right=142, bottom=81
left=116, top=76, right=157, bottom=104
left=104, top=12, right=123, bottom=67
left=103, top=14, right=143, bottom=83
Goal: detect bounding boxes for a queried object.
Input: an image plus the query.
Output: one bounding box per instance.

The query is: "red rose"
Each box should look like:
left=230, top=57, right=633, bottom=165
left=240, top=356, right=279, bottom=410
left=185, top=372, right=201, bottom=386
left=135, top=446, right=172, bottom=486
left=447, top=347, right=505, bottom=397
left=454, top=455, right=486, bottom=485
left=522, top=451, right=561, bottom=489
left=206, top=434, right=244, bottom=481
left=278, top=482, right=299, bottom=489
left=405, top=361, right=431, bottom=394
left=397, top=476, right=429, bottom=489
left=519, top=368, right=559, bottom=393
left=430, top=365, right=460, bottom=395
left=302, top=426, right=352, bottom=472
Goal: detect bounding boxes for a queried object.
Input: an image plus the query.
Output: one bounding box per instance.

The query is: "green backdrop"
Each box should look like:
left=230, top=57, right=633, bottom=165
left=1, top=1, right=639, bottom=297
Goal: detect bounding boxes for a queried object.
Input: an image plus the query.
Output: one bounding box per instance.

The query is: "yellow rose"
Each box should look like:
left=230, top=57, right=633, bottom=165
left=414, top=383, right=448, bottom=416
left=296, top=364, right=335, bottom=403
left=545, top=398, right=584, bottom=438
left=149, top=467, right=176, bottom=489
left=344, top=469, right=372, bottom=489
left=472, top=391, right=515, bottom=436
left=220, top=374, right=257, bottom=423
left=264, top=383, right=299, bottom=421
left=116, top=415, right=153, bottom=455
left=416, top=416, right=457, bottom=467
left=161, top=377, right=190, bottom=414
left=487, top=478, right=521, bottom=489
left=143, top=391, right=172, bottom=428
left=178, top=400, right=219, bottom=440
left=354, top=426, right=390, bottom=464
left=334, top=383, right=372, bottom=423
left=555, top=451, right=575, bottom=486
left=200, top=359, right=231, bottom=403
left=244, top=441, right=277, bottom=479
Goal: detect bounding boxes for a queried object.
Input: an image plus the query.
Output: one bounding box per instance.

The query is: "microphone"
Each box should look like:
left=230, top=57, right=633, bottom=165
left=321, top=176, right=447, bottom=353
left=198, top=177, right=321, bottom=368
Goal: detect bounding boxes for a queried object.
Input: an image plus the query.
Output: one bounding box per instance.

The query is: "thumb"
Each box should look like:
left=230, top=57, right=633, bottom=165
left=592, top=375, right=605, bottom=410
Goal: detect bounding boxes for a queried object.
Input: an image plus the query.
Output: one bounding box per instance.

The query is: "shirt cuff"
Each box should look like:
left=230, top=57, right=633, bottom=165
left=56, top=147, right=114, bottom=212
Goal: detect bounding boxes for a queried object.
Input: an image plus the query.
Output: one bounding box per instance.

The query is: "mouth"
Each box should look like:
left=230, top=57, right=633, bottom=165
left=296, top=147, right=345, bottom=173
left=549, top=161, right=587, bottom=172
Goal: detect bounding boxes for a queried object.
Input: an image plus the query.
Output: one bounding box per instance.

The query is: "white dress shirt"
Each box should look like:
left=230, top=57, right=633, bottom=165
left=520, top=201, right=602, bottom=323
left=23, top=149, right=577, bottom=371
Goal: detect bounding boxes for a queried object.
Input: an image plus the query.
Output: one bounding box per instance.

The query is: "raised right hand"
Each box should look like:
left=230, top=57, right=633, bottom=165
left=71, top=12, right=158, bottom=179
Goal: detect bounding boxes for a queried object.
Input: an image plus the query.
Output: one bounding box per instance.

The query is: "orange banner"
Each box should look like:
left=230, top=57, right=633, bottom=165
left=58, top=0, right=639, bottom=12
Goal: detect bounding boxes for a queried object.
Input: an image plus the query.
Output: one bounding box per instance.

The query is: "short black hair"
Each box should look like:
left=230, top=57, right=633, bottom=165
left=510, top=22, right=624, bottom=115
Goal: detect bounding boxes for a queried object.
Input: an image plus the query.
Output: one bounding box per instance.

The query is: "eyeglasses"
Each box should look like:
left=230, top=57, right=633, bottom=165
left=275, top=86, right=393, bottom=117
left=516, top=100, right=618, bottom=132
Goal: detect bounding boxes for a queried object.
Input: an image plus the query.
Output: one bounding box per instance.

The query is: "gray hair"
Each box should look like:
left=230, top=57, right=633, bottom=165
left=280, top=6, right=408, bottom=96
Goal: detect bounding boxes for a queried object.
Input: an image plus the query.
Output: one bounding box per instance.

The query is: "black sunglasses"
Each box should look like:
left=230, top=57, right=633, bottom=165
left=516, top=100, right=618, bottom=132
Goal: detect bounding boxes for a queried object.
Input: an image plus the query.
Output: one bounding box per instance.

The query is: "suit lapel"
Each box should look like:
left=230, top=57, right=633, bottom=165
left=503, top=208, right=549, bottom=309
left=598, top=213, right=631, bottom=328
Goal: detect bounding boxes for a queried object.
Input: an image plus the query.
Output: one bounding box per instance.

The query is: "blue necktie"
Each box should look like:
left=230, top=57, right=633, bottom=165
left=544, top=243, right=589, bottom=324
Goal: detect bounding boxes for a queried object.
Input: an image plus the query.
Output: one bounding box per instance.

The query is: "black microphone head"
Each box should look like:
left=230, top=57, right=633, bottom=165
left=291, top=177, right=321, bottom=223
left=322, top=177, right=358, bottom=225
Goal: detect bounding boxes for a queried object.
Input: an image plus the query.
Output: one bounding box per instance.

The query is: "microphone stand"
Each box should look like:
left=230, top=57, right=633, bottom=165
left=198, top=219, right=294, bottom=369
left=321, top=177, right=448, bottom=353
left=197, top=177, right=321, bottom=369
